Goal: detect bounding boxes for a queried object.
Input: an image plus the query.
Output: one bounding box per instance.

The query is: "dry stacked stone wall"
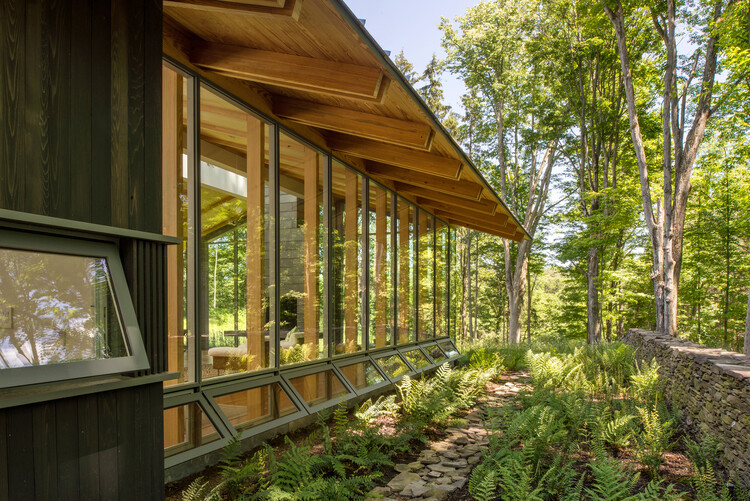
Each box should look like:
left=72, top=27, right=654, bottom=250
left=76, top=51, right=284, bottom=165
left=622, top=329, right=750, bottom=487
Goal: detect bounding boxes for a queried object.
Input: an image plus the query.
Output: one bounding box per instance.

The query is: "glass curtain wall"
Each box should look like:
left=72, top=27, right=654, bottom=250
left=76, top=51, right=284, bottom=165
left=278, top=133, right=326, bottom=365
left=331, top=161, right=364, bottom=355
left=435, top=219, right=449, bottom=338
left=396, top=197, right=415, bottom=344
left=418, top=210, right=435, bottom=340
left=368, top=180, right=393, bottom=349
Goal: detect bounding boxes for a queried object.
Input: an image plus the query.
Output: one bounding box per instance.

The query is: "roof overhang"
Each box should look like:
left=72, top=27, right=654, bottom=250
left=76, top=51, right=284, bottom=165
left=162, top=0, right=531, bottom=241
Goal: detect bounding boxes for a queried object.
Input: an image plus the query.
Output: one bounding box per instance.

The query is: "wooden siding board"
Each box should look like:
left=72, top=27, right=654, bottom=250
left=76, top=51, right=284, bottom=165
left=0, top=411, right=8, bottom=501
left=77, top=394, right=99, bottom=501
left=97, top=392, right=118, bottom=499
left=90, top=0, right=112, bottom=226
left=127, top=0, right=146, bottom=232
left=69, top=0, right=93, bottom=222
left=24, top=0, right=47, bottom=216
left=110, top=0, right=130, bottom=229
left=55, top=398, right=81, bottom=501
left=32, top=402, right=58, bottom=500
left=143, top=0, right=163, bottom=235
left=0, top=0, right=26, bottom=212
left=116, top=388, right=136, bottom=501
left=7, top=406, right=35, bottom=500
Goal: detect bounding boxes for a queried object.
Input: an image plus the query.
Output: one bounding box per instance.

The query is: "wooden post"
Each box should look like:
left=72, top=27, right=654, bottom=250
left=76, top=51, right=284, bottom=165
left=374, top=188, right=388, bottom=347
left=344, top=169, right=359, bottom=351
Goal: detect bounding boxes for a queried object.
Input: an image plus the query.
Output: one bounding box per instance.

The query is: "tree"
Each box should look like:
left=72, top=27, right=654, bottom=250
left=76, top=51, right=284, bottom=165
left=393, top=49, right=420, bottom=86
left=602, top=0, right=729, bottom=336
left=442, top=0, right=565, bottom=344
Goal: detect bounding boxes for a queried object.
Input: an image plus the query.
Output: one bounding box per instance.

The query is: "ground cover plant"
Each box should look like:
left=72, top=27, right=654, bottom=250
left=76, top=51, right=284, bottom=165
left=465, top=338, right=749, bottom=501
left=179, top=363, right=494, bottom=500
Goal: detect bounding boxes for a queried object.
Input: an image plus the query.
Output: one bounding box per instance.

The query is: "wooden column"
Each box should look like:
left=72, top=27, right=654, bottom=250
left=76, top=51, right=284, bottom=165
left=303, top=148, right=319, bottom=356
left=162, top=67, right=184, bottom=445
left=398, top=204, right=411, bottom=344
left=344, top=170, right=359, bottom=351
left=374, top=188, right=388, bottom=347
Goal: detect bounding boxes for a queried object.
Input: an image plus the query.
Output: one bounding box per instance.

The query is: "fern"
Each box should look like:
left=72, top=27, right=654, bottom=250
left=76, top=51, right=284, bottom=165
left=585, top=455, right=640, bottom=501
left=635, top=404, right=675, bottom=477
left=181, top=477, right=212, bottom=501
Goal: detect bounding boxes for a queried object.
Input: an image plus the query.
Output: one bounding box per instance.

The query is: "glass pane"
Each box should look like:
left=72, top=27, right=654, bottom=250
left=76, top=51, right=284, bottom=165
left=214, top=383, right=297, bottom=431
left=164, top=402, right=220, bottom=456
left=418, top=210, right=435, bottom=340
left=396, top=198, right=415, bottom=344
left=331, top=161, right=364, bottom=355
left=403, top=349, right=430, bottom=369
left=375, top=354, right=411, bottom=378
left=0, top=249, right=128, bottom=368
left=279, top=133, right=326, bottom=365
left=162, top=64, right=193, bottom=386
left=200, top=86, right=274, bottom=379
left=439, top=341, right=459, bottom=358
left=289, top=370, right=348, bottom=407
left=368, top=181, right=393, bottom=349
left=435, top=220, right=449, bottom=338
left=339, top=361, right=385, bottom=390
left=426, top=345, right=447, bottom=364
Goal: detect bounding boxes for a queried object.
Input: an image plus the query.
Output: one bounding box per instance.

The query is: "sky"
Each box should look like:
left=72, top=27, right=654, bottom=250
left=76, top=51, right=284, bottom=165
left=342, top=0, right=477, bottom=111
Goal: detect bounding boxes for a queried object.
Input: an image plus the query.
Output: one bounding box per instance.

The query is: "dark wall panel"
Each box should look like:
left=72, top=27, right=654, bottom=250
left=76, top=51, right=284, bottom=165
left=0, top=0, right=162, bottom=233
left=0, top=384, right=164, bottom=501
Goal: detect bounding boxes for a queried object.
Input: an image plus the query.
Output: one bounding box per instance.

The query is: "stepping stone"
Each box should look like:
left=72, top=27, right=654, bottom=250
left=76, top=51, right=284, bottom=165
left=388, top=472, right=422, bottom=491
left=427, top=464, right=457, bottom=473
left=441, top=459, right=468, bottom=468
left=394, top=463, right=410, bottom=473
left=428, top=470, right=442, bottom=478
left=401, top=481, right=430, bottom=497
left=408, top=461, right=423, bottom=471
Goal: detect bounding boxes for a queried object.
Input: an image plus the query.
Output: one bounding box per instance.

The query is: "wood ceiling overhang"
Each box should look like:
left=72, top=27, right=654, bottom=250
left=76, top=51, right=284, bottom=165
left=162, top=0, right=530, bottom=241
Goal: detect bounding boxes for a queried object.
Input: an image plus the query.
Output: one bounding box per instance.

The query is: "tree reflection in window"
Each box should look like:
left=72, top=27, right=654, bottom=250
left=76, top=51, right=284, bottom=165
left=0, top=248, right=128, bottom=368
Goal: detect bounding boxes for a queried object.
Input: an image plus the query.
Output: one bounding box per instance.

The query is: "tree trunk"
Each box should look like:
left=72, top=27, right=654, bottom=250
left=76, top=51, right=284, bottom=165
left=745, top=280, right=750, bottom=355
left=587, top=246, right=601, bottom=344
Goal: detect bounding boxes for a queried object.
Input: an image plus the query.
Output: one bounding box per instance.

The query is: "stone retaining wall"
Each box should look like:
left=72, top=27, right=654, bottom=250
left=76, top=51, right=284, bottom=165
left=621, top=329, right=750, bottom=487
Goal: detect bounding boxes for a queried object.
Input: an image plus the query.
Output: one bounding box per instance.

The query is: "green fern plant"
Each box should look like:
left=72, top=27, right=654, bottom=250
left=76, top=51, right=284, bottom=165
left=635, top=404, right=675, bottom=478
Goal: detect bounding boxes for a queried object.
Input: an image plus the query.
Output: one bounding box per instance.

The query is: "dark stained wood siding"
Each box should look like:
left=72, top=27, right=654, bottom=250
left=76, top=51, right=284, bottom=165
left=0, top=0, right=162, bottom=233
left=0, top=384, right=164, bottom=501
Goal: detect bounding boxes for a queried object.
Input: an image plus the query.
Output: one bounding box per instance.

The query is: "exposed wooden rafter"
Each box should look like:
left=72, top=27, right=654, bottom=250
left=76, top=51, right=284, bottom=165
left=442, top=214, right=521, bottom=241
left=394, top=184, right=497, bottom=215
left=273, top=97, right=432, bottom=150
left=328, top=135, right=462, bottom=180
left=164, top=0, right=303, bottom=20
left=366, top=162, right=482, bottom=201
left=433, top=209, right=514, bottom=235
left=191, top=42, right=387, bottom=102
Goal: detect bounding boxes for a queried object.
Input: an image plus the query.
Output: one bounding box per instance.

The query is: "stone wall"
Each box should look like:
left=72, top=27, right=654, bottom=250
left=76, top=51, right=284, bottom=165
left=622, top=329, right=750, bottom=487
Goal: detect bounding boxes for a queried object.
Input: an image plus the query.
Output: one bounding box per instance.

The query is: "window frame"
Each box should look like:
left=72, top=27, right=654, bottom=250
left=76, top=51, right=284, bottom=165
left=0, top=228, right=150, bottom=388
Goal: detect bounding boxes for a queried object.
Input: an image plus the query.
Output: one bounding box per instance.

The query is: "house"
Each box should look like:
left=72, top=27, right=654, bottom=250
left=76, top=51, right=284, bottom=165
left=0, top=0, right=528, bottom=498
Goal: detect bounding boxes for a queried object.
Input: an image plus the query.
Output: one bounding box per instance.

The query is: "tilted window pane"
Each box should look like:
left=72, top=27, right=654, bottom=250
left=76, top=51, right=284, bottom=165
left=200, top=86, right=274, bottom=379
left=0, top=249, right=128, bottom=368
left=162, top=63, right=194, bottom=386
left=339, top=361, right=385, bottom=390
left=279, top=133, right=326, bottom=365
left=438, top=341, right=459, bottom=358
left=418, top=210, right=435, bottom=340
left=214, top=383, right=297, bottom=431
left=331, top=161, right=364, bottom=355
left=403, top=349, right=430, bottom=369
left=368, top=181, right=393, bottom=349
left=427, top=345, right=447, bottom=364
left=396, top=198, right=415, bottom=344
left=375, top=354, right=411, bottom=378
left=164, top=402, right=221, bottom=456
left=289, top=370, right=348, bottom=407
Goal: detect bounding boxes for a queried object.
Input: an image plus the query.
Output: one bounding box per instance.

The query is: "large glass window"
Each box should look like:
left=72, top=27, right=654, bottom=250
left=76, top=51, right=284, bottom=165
left=214, top=383, right=297, bottom=431
left=279, top=133, right=326, bottom=365
left=288, top=370, right=348, bottom=407
left=435, top=219, right=449, bottom=338
left=339, top=361, right=385, bottom=390
left=199, top=86, right=274, bottom=379
left=396, top=198, right=415, bottom=344
left=418, top=210, right=435, bottom=340
left=375, top=354, right=411, bottom=378
left=368, top=181, right=393, bottom=349
left=164, top=402, right=221, bottom=457
left=331, top=161, right=364, bottom=355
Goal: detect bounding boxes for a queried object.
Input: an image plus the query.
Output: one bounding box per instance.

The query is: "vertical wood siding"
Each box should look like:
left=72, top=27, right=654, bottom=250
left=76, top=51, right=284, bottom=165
left=0, top=0, right=162, bottom=233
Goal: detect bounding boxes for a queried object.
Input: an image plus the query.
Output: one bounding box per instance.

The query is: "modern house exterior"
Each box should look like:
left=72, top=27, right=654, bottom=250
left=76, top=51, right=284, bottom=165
left=0, top=0, right=528, bottom=499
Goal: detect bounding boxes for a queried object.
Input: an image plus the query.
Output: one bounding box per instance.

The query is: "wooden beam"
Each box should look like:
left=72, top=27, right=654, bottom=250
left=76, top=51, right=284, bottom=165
left=433, top=208, right=512, bottom=234
left=437, top=210, right=519, bottom=239
left=367, top=162, right=482, bottom=201
left=164, top=0, right=302, bottom=20
left=394, top=184, right=497, bottom=215
left=192, top=42, right=386, bottom=102
left=328, top=135, right=462, bottom=180
left=444, top=216, right=522, bottom=241
left=273, top=97, right=432, bottom=150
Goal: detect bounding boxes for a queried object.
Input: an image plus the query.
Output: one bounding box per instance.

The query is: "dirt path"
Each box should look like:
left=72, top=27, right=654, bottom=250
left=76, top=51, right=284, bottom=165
left=370, top=371, right=529, bottom=501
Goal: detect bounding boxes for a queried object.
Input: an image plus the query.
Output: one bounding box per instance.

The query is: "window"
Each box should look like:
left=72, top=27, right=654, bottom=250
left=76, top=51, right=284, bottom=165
left=164, top=402, right=221, bottom=457
left=288, top=369, right=348, bottom=407
left=396, top=198, right=415, bottom=344
left=0, top=230, right=148, bottom=387
left=214, top=383, right=297, bottom=431
left=435, top=220, right=449, bottom=338
left=368, top=181, right=393, bottom=349
left=375, top=354, right=411, bottom=378
left=426, top=345, right=447, bottom=364
left=339, top=361, right=385, bottom=390
left=438, top=340, right=459, bottom=358
left=418, top=210, right=435, bottom=340
left=403, top=348, right=430, bottom=369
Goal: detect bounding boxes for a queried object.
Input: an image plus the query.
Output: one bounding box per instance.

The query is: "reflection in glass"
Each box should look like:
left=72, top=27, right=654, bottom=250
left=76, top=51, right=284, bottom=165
left=199, top=86, right=273, bottom=379
left=435, top=220, right=449, bottom=338
left=403, top=349, right=430, bottom=369
left=418, top=210, right=435, bottom=340
left=368, top=181, right=393, bottom=349
left=279, top=133, right=325, bottom=365
left=439, top=341, right=459, bottom=358
left=164, top=402, right=221, bottom=456
left=339, top=361, right=385, bottom=390
left=289, top=370, right=348, bottom=407
left=331, top=161, right=364, bottom=355
left=215, top=383, right=297, bottom=431
left=162, top=63, right=193, bottom=386
left=0, top=249, right=128, bottom=368
left=396, top=198, right=415, bottom=344
left=427, top=345, right=447, bottom=364
left=376, top=354, right=411, bottom=378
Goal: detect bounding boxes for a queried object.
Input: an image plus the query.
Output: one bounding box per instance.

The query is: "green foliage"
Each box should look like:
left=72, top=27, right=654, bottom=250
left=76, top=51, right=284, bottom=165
left=354, top=395, right=398, bottom=424
left=279, top=342, right=311, bottom=365
left=595, top=410, right=635, bottom=452
left=635, top=404, right=676, bottom=477
left=629, top=359, right=661, bottom=406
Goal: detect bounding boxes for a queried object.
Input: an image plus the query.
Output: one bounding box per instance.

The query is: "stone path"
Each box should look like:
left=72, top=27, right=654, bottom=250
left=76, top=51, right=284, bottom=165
left=367, top=372, right=528, bottom=501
